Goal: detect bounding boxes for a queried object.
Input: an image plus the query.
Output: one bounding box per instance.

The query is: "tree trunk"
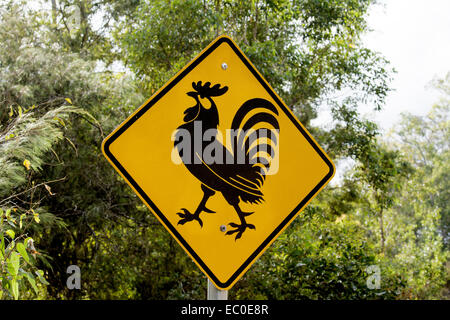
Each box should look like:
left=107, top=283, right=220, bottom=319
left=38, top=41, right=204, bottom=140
left=51, top=0, right=57, bottom=24
left=78, top=0, right=89, bottom=48
left=379, top=208, right=385, bottom=253
left=253, top=0, right=259, bottom=42
left=215, top=0, right=221, bottom=37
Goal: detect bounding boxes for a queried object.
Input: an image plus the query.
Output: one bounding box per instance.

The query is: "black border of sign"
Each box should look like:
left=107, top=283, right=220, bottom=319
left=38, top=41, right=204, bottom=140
left=102, top=36, right=335, bottom=289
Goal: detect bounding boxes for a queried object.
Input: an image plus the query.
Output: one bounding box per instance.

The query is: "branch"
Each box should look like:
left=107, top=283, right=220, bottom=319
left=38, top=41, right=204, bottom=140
left=0, top=177, right=66, bottom=206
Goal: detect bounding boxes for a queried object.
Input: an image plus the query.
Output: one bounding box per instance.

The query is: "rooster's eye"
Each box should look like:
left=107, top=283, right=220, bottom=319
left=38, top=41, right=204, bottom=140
left=199, top=96, right=212, bottom=109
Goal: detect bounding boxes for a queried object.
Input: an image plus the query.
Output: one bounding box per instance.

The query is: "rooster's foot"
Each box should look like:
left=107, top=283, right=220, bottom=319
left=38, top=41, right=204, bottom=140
left=225, top=222, right=255, bottom=240
left=177, top=208, right=203, bottom=227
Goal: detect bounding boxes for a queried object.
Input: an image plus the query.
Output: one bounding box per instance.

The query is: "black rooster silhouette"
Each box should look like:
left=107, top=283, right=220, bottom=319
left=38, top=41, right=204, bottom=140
left=174, top=81, right=279, bottom=240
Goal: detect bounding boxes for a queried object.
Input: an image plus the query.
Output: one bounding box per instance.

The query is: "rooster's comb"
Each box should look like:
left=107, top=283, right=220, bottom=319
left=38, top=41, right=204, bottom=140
left=192, top=81, right=228, bottom=98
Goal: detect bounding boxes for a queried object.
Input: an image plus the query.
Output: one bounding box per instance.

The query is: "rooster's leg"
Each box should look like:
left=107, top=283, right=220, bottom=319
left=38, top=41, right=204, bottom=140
left=225, top=202, right=255, bottom=240
left=177, top=184, right=215, bottom=227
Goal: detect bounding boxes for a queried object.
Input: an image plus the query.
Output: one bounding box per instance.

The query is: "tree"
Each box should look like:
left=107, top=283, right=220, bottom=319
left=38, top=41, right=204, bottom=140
left=45, top=0, right=399, bottom=299
left=0, top=2, right=96, bottom=299
left=0, top=1, right=140, bottom=298
left=386, top=80, right=449, bottom=299
left=117, top=0, right=392, bottom=127
left=393, top=82, right=449, bottom=249
left=107, top=0, right=403, bottom=299
left=0, top=104, right=80, bottom=299
left=6, top=0, right=447, bottom=300
left=343, top=76, right=449, bottom=299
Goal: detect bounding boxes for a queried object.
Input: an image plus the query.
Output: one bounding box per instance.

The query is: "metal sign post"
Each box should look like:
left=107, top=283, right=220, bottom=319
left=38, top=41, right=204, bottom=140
left=207, top=279, right=228, bottom=300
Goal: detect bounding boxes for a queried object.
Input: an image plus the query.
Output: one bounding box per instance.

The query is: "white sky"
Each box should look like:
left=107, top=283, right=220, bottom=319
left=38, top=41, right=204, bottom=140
left=362, top=0, right=450, bottom=131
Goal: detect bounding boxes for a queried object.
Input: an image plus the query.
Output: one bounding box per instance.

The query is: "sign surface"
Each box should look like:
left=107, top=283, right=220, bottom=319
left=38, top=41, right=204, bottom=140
left=102, top=36, right=335, bottom=290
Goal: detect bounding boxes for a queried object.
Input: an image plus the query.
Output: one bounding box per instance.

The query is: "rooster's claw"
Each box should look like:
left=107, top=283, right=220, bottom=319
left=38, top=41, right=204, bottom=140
left=177, top=208, right=203, bottom=227
left=225, top=222, right=255, bottom=240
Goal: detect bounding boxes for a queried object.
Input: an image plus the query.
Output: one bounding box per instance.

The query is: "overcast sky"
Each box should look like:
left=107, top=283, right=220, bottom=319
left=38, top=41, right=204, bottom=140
left=362, top=0, right=450, bottom=131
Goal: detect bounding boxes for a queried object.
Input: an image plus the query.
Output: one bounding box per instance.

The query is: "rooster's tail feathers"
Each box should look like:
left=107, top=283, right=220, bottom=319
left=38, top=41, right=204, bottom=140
left=231, top=98, right=280, bottom=178
left=231, top=98, right=278, bottom=129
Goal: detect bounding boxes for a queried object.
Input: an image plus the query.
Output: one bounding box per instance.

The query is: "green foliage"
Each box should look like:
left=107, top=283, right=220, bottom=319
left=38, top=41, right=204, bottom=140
left=0, top=0, right=447, bottom=300
left=0, top=208, right=50, bottom=299
left=394, top=96, right=449, bottom=249
left=0, top=1, right=99, bottom=299
left=0, top=105, right=86, bottom=196
left=386, top=99, right=449, bottom=298
left=117, top=0, right=392, bottom=125
left=82, top=217, right=206, bottom=299
left=233, top=212, right=404, bottom=299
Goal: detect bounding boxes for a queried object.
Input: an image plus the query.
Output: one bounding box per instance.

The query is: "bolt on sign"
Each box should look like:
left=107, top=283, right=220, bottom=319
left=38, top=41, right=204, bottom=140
left=102, top=36, right=335, bottom=290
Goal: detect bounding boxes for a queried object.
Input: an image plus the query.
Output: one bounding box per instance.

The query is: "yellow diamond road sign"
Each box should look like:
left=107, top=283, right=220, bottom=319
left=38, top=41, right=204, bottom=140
left=102, top=35, right=335, bottom=290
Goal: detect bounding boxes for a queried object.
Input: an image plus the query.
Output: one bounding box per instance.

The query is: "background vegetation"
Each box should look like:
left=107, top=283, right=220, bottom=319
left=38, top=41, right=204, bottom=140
left=0, top=0, right=448, bottom=300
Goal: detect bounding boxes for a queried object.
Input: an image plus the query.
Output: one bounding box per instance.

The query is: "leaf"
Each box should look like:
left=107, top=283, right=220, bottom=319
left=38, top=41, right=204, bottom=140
left=16, top=242, right=29, bottom=263
left=23, top=159, right=31, bottom=170
left=25, top=272, right=39, bottom=295
left=0, top=235, right=5, bottom=256
left=44, top=184, right=55, bottom=195
left=37, top=254, right=52, bottom=271
left=5, top=229, right=15, bottom=239
left=7, top=219, right=16, bottom=227
left=33, top=212, right=40, bottom=224
left=53, top=117, right=66, bottom=127
left=25, top=237, right=34, bottom=249
left=35, top=270, right=49, bottom=285
left=64, top=137, right=77, bottom=155
left=19, top=214, right=25, bottom=229
left=7, top=252, right=20, bottom=276
left=65, top=97, right=73, bottom=104
left=11, top=279, right=19, bottom=300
